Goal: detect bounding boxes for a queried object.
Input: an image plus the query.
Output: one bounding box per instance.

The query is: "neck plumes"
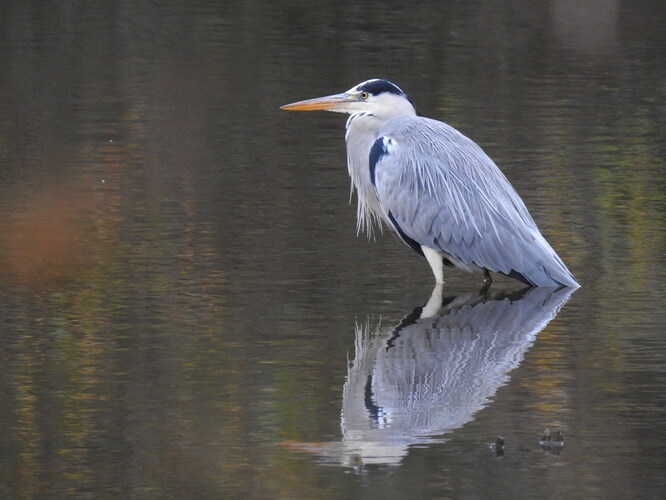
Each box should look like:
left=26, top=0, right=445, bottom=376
left=343, top=97, right=416, bottom=236
left=345, top=112, right=388, bottom=236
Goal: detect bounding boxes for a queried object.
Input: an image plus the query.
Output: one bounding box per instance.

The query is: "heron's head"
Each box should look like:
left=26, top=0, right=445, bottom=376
left=281, top=79, right=416, bottom=119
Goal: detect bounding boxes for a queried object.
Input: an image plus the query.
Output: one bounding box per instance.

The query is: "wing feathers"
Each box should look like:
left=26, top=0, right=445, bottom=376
left=372, top=117, right=578, bottom=287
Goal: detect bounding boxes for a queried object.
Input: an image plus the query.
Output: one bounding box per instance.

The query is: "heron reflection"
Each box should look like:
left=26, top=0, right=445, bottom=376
left=287, top=285, right=574, bottom=468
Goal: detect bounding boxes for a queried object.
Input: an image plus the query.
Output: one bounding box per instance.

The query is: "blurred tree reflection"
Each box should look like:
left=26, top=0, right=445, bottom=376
left=0, top=0, right=665, bottom=498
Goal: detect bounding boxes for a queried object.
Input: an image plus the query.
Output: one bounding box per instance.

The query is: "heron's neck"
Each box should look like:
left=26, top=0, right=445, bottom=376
left=344, top=112, right=390, bottom=235
left=345, top=111, right=385, bottom=137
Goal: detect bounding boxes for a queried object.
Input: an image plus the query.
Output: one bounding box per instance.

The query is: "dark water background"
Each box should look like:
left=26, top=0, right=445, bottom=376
left=1, top=1, right=665, bottom=498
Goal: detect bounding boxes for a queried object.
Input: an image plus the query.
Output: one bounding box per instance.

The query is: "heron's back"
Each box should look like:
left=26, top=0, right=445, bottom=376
left=372, top=116, right=578, bottom=287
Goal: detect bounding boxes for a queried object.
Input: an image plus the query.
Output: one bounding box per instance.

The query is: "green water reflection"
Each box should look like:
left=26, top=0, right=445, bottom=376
left=0, top=0, right=665, bottom=498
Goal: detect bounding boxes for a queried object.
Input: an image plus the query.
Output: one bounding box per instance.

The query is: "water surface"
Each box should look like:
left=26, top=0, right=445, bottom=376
left=1, top=1, right=665, bottom=498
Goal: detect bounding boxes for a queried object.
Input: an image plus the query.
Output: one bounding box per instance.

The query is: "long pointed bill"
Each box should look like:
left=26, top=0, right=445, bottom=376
left=280, top=92, right=353, bottom=111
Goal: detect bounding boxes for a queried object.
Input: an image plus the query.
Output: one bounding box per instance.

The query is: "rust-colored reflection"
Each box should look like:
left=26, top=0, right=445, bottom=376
left=2, top=186, right=94, bottom=285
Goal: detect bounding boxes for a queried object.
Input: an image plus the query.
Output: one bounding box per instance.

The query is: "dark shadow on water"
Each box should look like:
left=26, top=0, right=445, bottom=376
left=286, top=285, right=576, bottom=469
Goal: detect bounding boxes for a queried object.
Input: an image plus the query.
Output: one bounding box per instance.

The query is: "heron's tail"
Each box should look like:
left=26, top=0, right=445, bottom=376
left=512, top=236, right=579, bottom=288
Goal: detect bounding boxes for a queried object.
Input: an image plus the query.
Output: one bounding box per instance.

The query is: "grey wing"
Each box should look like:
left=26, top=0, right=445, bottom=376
left=372, top=117, right=578, bottom=287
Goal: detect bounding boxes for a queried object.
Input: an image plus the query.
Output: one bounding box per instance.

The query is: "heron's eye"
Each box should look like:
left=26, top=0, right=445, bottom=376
left=360, top=92, right=369, bottom=99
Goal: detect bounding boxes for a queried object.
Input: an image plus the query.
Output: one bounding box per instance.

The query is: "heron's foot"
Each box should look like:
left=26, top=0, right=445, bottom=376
left=479, top=270, right=493, bottom=294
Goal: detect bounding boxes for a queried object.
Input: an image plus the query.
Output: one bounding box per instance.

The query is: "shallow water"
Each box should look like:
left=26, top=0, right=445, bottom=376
left=1, top=1, right=665, bottom=498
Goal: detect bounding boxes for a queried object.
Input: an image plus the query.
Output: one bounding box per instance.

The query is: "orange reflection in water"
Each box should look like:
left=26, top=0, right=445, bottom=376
left=3, top=186, right=94, bottom=284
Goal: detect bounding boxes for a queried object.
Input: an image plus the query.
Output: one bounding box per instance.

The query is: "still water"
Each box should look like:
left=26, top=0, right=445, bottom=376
left=1, top=1, right=665, bottom=498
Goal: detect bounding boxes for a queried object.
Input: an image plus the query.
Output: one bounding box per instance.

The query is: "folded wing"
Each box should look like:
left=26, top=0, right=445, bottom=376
left=372, top=117, right=578, bottom=287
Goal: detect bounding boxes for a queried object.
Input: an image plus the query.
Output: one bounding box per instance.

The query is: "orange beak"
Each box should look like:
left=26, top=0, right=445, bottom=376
left=280, top=92, right=352, bottom=111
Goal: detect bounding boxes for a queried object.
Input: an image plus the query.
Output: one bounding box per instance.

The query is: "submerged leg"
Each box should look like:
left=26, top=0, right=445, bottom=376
left=421, top=246, right=445, bottom=284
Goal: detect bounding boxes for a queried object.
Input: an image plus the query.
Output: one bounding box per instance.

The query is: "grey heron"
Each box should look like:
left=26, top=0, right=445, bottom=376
left=281, top=79, right=578, bottom=288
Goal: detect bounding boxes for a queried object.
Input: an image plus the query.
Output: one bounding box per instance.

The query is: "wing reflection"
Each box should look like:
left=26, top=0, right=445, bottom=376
left=287, top=285, right=575, bottom=468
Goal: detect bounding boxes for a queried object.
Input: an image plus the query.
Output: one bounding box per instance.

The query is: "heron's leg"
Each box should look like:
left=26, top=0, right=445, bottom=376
left=480, top=269, right=493, bottom=294
left=421, top=246, right=444, bottom=284
left=421, top=283, right=444, bottom=318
